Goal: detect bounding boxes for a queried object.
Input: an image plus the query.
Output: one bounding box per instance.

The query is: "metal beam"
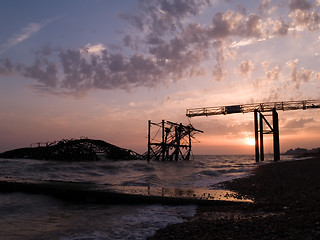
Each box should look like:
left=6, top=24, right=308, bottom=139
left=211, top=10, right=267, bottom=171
left=254, top=110, right=259, bottom=163
left=161, top=120, right=165, bottom=161
left=147, top=120, right=151, bottom=162
left=147, top=120, right=203, bottom=161
left=186, top=99, right=320, bottom=117
left=259, top=112, right=264, bottom=162
left=186, top=100, right=320, bottom=162
left=273, top=109, right=280, bottom=162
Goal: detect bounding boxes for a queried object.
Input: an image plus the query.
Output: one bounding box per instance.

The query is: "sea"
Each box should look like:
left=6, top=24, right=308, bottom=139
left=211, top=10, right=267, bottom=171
left=0, top=154, right=294, bottom=240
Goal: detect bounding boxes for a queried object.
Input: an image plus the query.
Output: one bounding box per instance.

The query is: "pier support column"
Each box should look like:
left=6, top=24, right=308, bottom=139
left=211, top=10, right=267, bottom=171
left=259, top=112, right=264, bottom=162
left=174, top=124, right=182, bottom=161
left=161, top=120, right=165, bottom=161
left=273, top=109, right=280, bottom=162
left=185, top=126, right=191, bottom=161
left=147, top=120, right=151, bottom=162
left=254, top=109, right=259, bottom=162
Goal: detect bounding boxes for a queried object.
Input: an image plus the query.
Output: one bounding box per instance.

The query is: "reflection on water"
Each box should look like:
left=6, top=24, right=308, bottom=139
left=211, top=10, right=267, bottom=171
left=0, top=193, right=196, bottom=240
left=107, top=185, right=253, bottom=202
left=0, top=155, right=263, bottom=190
left=0, top=155, right=293, bottom=239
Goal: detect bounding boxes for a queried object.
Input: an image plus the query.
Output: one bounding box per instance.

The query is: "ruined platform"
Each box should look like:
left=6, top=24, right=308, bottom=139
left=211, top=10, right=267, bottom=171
left=0, top=138, right=143, bottom=161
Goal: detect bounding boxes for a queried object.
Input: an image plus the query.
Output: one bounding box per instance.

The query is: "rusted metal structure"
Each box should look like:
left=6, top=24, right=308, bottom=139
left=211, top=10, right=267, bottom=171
left=186, top=100, right=320, bottom=162
left=186, top=100, right=320, bottom=117
left=253, top=109, right=280, bottom=162
left=147, top=120, right=203, bottom=162
left=1, top=138, right=143, bottom=161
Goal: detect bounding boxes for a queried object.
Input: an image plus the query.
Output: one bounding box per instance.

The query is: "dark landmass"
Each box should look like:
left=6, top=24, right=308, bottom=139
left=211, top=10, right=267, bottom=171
left=284, top=147, right=320, bottom=158
left=0, top=138, right=143, bottom=161
left=149, top=158, right=320, bottom=240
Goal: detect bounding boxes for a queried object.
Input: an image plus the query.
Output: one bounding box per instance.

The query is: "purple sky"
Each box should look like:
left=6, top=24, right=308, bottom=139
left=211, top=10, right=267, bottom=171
left=1, top=0, right=320, bottom=154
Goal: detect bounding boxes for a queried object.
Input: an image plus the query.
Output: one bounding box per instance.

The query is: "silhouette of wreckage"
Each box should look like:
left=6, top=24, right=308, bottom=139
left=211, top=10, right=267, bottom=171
left=0, top=138, right=143, bottom=161
left=0, top=121, right=203, bottom=161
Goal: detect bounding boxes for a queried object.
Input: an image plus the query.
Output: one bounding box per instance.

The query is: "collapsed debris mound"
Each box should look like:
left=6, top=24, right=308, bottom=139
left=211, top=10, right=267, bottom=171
left=0, top=138, right=143, bottom=161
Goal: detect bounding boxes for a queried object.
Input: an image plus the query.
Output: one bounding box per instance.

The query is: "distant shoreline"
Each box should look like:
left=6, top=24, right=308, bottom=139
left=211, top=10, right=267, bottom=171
left=149, top=157, right=320, bottom=239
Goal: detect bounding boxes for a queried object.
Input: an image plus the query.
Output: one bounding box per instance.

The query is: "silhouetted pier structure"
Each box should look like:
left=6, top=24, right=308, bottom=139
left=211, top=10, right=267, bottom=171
left=2, top=138, right=143, bottom=161
left=186, top=100, right=320, bottom=162
left=147, top=120, right=203, bottom=162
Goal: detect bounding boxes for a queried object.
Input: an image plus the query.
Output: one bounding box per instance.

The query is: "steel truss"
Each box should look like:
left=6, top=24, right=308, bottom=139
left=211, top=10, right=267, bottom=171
left=186, top=99, right=320, bottom=162
left=186, top=100, right=320, bottom=117
left=147, top=120, right=203, bottom=162
left=254, top=109, right=280, bottom=162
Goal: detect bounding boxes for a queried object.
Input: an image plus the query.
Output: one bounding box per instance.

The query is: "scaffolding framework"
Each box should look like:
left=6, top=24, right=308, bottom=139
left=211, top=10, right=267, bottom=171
left=186, top=99, right=320, bottom=162
left=147, top=120, right=203, bottom=162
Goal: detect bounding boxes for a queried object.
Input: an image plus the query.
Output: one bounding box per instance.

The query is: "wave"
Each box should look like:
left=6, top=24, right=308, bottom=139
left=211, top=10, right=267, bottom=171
left=217, top=167, right=252, bottom=175
left=198, top=170, right=220, bottom=177
left=121, top=174, right=162, bottom=187
left=132, top=163, right=156, bottom=172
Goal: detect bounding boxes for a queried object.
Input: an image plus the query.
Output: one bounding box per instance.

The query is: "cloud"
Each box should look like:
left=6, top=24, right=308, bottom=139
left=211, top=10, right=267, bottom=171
left=80, top=43, right=106, bottom=56
left=229, top=38, right=258, bottom=48
left=258, top=0, right=271, bottom=15
left=0, top=58, right=15, bottom=76
left=261, top=61, right=269, bottom=71
left=287, top=59, right=299, bottom=83
left=246, top=14, right=265, bottom=38
left=238, top=60, right=254, bottom=77
left=24, top=59, right=59, bottom=88
left=119, top=0, right=211, bottom=38
left=2, top=1, right=320, bottom=96
left=289, top=9, right=320, bottom=31
left=286, top=58, right=318, bottom=89
left=194, top=118, right=253, bottom=136
left=0, top=23, right=40, bottom=55
left=212, top=40, right=226, bottom=81
left=118, top=12, right=144, bottom=32
left=289, top=0, right=312, bottom=11
left=272, top=19, right=290, bottom=35
left=0, top=16, right=61, bottom=56
left=19, top=44, right=188, bottom=95
left=299, top=68, right=314, bottom=82
left=284, top=118, right=315, bottom=129
left=265, top=65, right=281, bottom=81
left=208, top=11, right=267, bottom=39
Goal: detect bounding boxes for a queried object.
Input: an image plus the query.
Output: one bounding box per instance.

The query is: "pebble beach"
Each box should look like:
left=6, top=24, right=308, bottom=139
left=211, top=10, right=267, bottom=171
left=149, top=157, right=320, bottom=239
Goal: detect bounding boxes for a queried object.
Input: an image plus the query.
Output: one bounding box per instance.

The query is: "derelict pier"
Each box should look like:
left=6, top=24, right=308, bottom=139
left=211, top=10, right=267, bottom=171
left=186, top=100, right=320, bottom=162
left=147, top=120, right=203, bottom=162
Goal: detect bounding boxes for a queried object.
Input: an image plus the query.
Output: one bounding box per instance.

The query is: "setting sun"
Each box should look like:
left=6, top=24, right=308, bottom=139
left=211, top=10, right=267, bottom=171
left=245, top=137, right=255, bottom=146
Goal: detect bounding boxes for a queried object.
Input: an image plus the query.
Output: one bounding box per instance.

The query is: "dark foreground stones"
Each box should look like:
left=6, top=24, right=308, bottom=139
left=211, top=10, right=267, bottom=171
left=149, top=158, right=320, bottom=240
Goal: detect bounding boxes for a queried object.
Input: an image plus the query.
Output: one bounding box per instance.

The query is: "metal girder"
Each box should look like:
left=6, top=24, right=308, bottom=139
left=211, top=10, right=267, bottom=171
left=186, top=100, right=320, bottom=162
left=147, top=120, right=203, bottom=162
left=186, top=99, right=320, bottom=117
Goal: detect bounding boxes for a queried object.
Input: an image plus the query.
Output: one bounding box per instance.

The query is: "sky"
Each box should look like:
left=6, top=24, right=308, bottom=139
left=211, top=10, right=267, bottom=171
left=1, top=0, right=320, bottom=155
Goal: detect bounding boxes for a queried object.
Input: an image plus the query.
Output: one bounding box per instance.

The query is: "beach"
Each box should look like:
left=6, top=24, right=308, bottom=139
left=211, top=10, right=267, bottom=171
left=0, top=155, right=259, bottom=239
left=149, top=157, right=320, bottom=239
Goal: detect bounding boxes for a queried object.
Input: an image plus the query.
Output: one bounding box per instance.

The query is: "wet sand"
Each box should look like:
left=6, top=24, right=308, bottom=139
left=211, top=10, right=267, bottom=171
left=0, top=178, right=251, bottom=205
left=149, top=157, right=320, bottom=239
